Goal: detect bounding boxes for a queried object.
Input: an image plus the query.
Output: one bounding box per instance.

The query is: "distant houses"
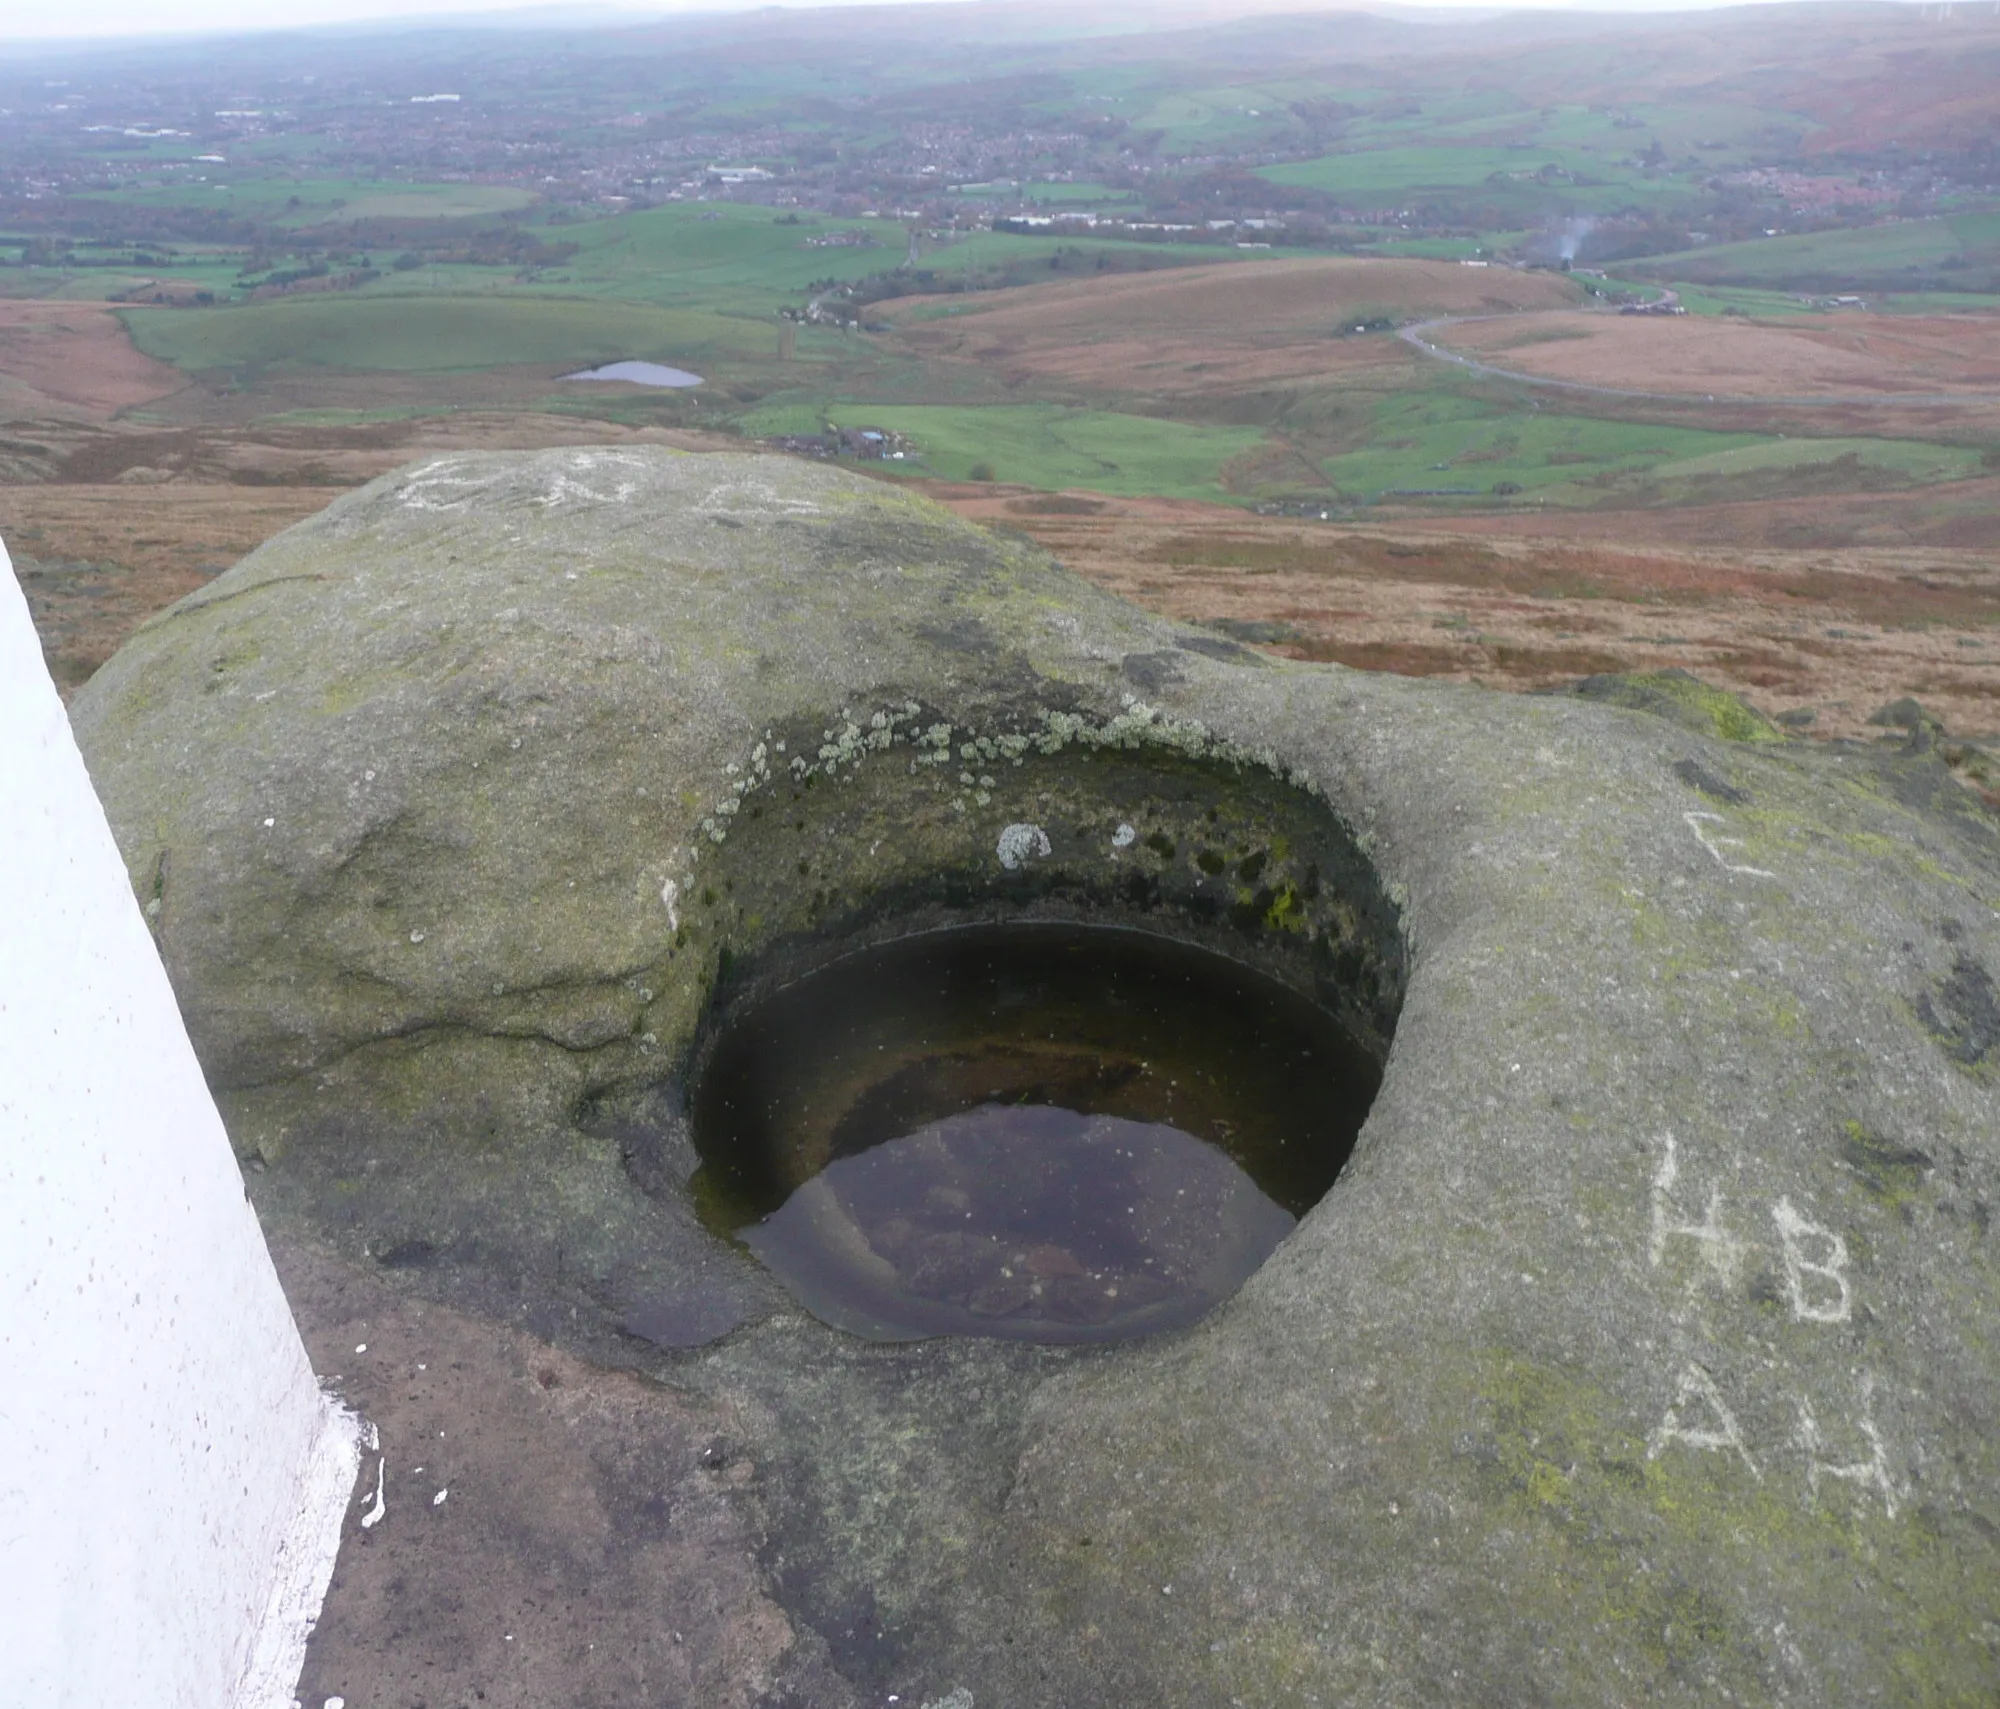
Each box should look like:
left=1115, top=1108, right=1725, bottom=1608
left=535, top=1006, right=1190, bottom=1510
left=761, top=426, right=913, bottom=462
left=995, top=214, right=1204, bottom=237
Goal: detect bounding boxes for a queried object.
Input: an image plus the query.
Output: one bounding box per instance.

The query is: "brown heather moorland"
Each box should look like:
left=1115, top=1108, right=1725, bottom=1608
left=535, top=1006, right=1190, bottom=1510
left=926, top=482, right=2000, bottom=745
left=882, top=257, right=1583, bottom=397
left=1430, top=311, right=2000, bottom=401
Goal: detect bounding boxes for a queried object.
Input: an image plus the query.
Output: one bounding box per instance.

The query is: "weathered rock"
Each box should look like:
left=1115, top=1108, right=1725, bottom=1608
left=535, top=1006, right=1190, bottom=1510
left=72, top=448, right=2000, bottom=1707
left=1556, top=665, right=1785, bottom=744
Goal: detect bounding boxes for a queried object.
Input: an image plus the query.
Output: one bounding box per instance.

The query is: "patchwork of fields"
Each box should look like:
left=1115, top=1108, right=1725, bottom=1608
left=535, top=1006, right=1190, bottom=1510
left=7, top=113, right=1999, bottom=752
left=35, top=207, right=2000, bottom=539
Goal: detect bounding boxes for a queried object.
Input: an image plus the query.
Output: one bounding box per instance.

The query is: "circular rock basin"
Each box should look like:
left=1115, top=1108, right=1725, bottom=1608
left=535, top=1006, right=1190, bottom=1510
left=690, top=924, right=1381, bottom=1343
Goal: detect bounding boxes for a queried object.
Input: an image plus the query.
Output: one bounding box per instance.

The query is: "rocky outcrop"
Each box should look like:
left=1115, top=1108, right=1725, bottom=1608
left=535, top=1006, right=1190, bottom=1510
left=72, top=448, right=2000, bottom=1707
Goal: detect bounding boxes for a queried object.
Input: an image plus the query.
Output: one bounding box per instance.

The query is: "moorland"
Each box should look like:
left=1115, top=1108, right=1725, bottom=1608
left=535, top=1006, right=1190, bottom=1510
left=2, top=0, right=1997, bottom=760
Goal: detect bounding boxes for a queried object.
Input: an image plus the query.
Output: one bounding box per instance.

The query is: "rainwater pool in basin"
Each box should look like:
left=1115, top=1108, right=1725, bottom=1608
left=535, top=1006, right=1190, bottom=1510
left=689, top=923, right=1379, bottom=1344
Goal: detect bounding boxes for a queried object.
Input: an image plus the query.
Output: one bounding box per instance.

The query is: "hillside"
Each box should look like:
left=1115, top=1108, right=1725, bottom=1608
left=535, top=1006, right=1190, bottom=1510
left=884, top=257, right=1582, bottom=395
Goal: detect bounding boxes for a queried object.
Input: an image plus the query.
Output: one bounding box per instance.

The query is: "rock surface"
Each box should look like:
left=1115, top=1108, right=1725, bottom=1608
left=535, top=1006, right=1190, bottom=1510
left=72, top=448, right=2000, bottom=1707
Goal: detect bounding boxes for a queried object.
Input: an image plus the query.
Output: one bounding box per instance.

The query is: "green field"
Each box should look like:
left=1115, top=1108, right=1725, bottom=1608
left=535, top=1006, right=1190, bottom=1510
left=1876, top=290, right=2000, bottom=313
left=1124, top=85, right=1302, bottom=152
left=1255, top=149, right=1700, bottom=227
left=917, top=231, right=1245, bottom=276
left=80, top=178, right=538, bottom=226
left=1311, top=390, right=1983, bottom=505
left=121, top=293, right=772, bottom=373
left=1264, top=146, right=1621, bottom=197
left=542, top=205, right=896, bottom=313
left=739, top=400, right=1267, bottom=499
left=326, top=186, right=538, bottom=221
left=1653, top=282, right=1820, bottom=317
left=1647, top=437, right=1982, bottom=485
left=1635, top=214, right=2000, bottom=290
left=1318, top=395, right=1751, bottom=501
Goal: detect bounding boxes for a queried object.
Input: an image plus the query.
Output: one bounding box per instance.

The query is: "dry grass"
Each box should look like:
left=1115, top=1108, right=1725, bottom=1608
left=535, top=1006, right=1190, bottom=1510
left=884, top=258, right=1581, bottom=397
left=2, top=484, right=339, bottom=689
left=925, top=481, right=2000, bottom=741
left=0, top=300, right=188, bottom=419
left=1435, top=311, right=2000, bottom=399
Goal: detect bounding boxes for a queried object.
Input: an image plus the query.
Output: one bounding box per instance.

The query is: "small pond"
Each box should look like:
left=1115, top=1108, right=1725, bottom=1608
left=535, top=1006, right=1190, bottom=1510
left=562, top=360, right=704, bottom=388
left=689, top=923, right=1380, bottom=1344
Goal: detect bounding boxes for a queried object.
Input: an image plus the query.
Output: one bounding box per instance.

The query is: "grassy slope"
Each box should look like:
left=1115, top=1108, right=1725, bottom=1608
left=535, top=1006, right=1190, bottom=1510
left=1647, top=437, right=1981, bottom=483
left=1316, top=395, right=1759, bottom=501
left=112, top=206, right=903, bottom=373
left=79, top=179, right=536, bottom=226
left=1309, top=391, right=1983, bottom=505
left=1633, top=214, right=2000, bottom=289
left=1264, top=145, right=1641, bottom=196
left=916, top=232, right=1247, bottom=275
left=120, top=293, right=771, bottom=373
left=546, top=205, right=896, bottom=314
left=739, top=399, right=1265, bottom=500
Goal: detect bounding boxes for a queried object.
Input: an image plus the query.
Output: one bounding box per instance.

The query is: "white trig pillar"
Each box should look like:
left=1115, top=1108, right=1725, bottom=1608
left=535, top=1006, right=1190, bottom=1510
left=0, top=537, right=357, bottom=1708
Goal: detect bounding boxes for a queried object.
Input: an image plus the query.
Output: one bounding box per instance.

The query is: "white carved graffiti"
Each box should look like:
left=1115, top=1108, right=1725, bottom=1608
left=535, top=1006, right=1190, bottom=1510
left=395, top=450, right=649, bottom=514
left=698, top=478, right=825, bottom=518
left=531, top=449, right=647, bottom=509
left=1648, top=1363, right=1762, bottom=1480
left=395, top=457, right=487, bottom=512
left=1771, top=1198, right=1853, bottom=1324
left=1649, top=1133, right=1744, bottom=1285
left=1795, top=1380, right=1900, bottom=1519
left=1685, top=810, right=1775, bottom=878
left=1634, top=1141, right=1907, bottom=1515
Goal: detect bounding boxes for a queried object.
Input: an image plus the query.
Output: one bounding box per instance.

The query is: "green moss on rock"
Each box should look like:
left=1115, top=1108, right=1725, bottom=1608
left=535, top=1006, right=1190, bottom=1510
left=1562, top=668, right=1784, bottom=743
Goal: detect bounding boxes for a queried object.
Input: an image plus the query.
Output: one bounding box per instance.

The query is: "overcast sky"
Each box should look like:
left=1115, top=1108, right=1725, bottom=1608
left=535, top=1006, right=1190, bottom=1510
left=0, top=0, right=1851, bottom=47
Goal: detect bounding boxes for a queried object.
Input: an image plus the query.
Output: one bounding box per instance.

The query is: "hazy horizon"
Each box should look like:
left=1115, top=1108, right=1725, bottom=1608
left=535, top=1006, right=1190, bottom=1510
left=0, top=0, right=1944, bottom=49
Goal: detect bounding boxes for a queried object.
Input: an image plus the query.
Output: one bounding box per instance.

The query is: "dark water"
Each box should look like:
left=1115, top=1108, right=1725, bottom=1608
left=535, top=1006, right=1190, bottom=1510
left=690, top=924, right=1379, bottom=1343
